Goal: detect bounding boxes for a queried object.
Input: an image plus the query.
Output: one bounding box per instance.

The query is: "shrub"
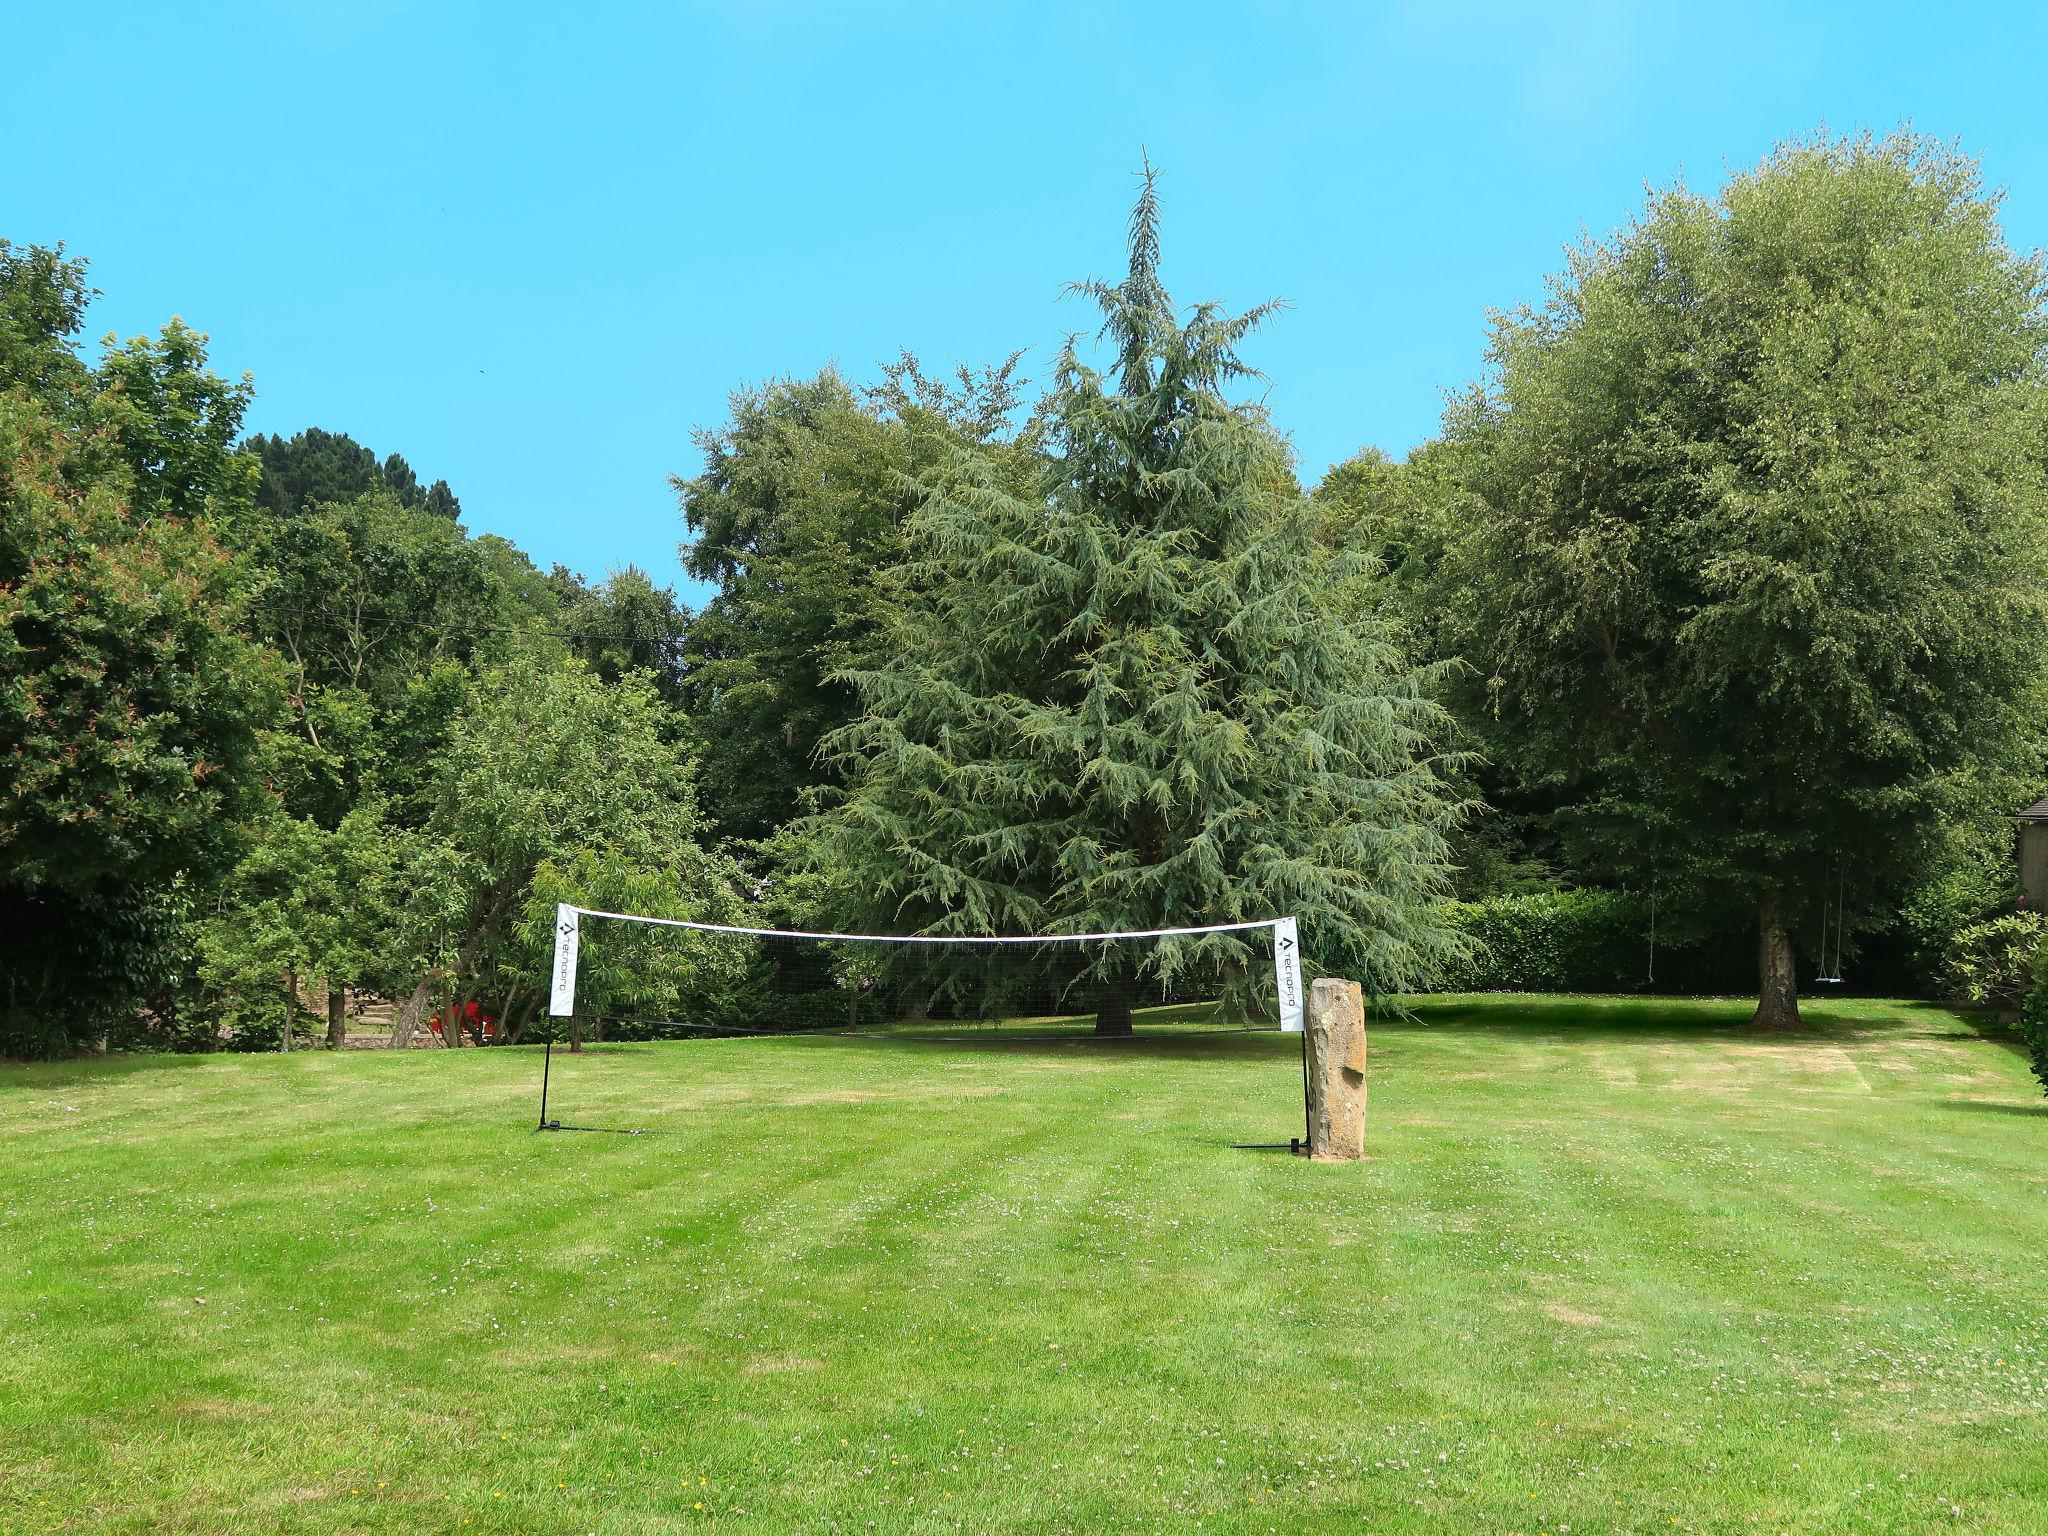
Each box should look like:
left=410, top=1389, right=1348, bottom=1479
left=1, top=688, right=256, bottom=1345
left=0, top=881, right=211, bottom=1058
left=1431, top=890, right=1752, bottom=995
left=2019, top=955, right=2048, bottom=1097
left=1897, top=827, right=2025, bottom=993
left=1940, top=912, right=2044, bottom=1009
left=1435, top=891, right=1639, bottom=992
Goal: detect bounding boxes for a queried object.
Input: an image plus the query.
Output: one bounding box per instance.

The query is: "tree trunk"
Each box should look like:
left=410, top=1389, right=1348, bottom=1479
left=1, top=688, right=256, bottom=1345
left=389, top=976, right=441, bottom=1050
left=504, top=992, right=539, bottom=1046
left=1749, top=897, right=1801, bottom=1030
left=282, top=968, right=296, bottom=1052
left=325, top=986, right=347, bottom=1050
left=1094, top=995, right=1132, bottom=1037
left=390, top=875, right=525, bottom=1052
left=569, top=1015, right=584, bottom=1054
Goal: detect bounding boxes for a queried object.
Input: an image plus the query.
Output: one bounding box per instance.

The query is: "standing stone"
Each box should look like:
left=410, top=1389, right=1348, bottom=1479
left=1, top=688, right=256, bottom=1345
left=1306, top=977, right=1366, bottom=1161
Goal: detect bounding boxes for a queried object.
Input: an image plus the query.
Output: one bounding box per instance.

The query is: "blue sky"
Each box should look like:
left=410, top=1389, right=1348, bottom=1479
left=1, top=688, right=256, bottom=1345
left=6, top=2, right=2044, bottom=605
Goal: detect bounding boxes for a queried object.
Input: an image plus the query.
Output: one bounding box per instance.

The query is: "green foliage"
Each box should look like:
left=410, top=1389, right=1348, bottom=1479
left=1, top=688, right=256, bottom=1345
left=0, top=241, right=726, bottom=1052
left=677, top=360, right=1026, bottom=845
left=1312, top=442, right=1476, bottom=617
left=1436, top=131, right=2048, bottom=1012
left=1938, top=912, right=2045, bottom=1009
left=1315, top=448, right=1563, bottom=902
left=190, top=663, right=737, bottom=1048
left=0, top=252, right=283, bottom=1055
left=813, top=173, right=1467, bottom=1015
left=1437, top=891, right=1644, bottom=992
left=521, top=852, right=748, bottom=1036
left=0, top=881, right=201, bottom=1058
left=556, top=564, right=689, bottom=703
left=0, top=390, right=281, bottom=898
left=197, top=804, right=407, bottom=1050
left=1435, top=890, right=1751, bottom=994
left=0, top=240, right=94, bottom=400
left=412, top=658, right=740, bottom=1023
left=94, top=318, right=259, bottom=527
left=1897, top=814, right=2027, bottom=989
left=249, top=488, right=535, bottom=822
left=17, top=138, right=2048, bottom=1053
left=2019, top=951, right=2048, bottom=1095
left=243, top=426, right=460, bottom=520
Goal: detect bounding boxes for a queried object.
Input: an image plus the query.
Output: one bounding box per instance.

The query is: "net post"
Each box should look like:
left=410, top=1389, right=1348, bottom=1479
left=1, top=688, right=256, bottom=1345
left=538, top=904, right=581, bottom=1133
left=1297, top=1027, right=1311, bottom=1153
left=1271, top=917, right=1308, bottom=1153
left=537, top=1033, right=554, bottom=1131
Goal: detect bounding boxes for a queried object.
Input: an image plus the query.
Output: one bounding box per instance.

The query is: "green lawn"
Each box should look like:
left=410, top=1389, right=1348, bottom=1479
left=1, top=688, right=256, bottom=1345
left=3, top=995, right=2046, bottom=1535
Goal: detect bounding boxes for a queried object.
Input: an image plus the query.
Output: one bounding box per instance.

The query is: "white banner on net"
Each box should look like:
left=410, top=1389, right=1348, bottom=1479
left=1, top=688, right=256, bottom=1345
left=1272, top=916, right=1304, bottom=1033
left=549, top=903, right=581, bottom=1017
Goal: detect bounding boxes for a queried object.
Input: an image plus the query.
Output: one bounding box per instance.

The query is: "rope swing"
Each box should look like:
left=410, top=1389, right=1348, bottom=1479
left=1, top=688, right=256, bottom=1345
left=1646, top=882, right=1657, bottom=986
left=1816, top=855, right=1847, bottom=986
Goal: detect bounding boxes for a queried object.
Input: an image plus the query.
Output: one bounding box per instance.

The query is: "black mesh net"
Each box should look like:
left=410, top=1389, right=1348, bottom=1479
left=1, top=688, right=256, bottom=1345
left=557, top=920, right=1289, bottom=1042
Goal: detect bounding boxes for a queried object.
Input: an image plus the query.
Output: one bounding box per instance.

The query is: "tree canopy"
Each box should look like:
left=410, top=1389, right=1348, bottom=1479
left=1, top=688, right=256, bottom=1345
left=1437, top=131, right=2048, bottom=1026
left=8, top=128, right=2048, bottom=1059
left=245, top=426, right=460, bottom=520
left=0, top=248, right=283, bottom=1055
left=675, top=360, right=1026, bottom=845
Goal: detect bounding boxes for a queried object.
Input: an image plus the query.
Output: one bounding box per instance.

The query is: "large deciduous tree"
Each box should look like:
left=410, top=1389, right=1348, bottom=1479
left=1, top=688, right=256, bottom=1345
left=1, top=247, right=282, bottom=1054
left=0, top=239, right=94, bottom=401
left=1440, top=132, right=2048, bottom=1028
left=0, top=394, right=278, bottom=893
left=384, top=658, right=741, bottom=1048
left=251, top=488, right=525, bottom=824
left=556, top=563, right=690, bottom=705
left=94, top=319, right=260, bottom=527
left=813, top=172, right=1467, bottom=1030
left=675, top=359, right=1025, bottom=846
left=197, top=802, right=405, bottom=1051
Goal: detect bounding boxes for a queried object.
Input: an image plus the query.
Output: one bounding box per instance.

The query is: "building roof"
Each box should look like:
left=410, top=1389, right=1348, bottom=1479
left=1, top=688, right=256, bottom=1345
left=2018, top=797, right=2048, bottom=822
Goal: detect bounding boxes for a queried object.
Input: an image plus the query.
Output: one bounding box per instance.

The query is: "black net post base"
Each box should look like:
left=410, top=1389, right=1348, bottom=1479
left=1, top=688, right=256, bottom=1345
left=535, top=1036, right=649, bottom=1134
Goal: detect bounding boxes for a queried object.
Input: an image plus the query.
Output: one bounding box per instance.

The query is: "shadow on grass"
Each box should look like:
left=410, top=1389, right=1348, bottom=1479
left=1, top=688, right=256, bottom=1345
left=1939, top=1098, right=2048, bottom=1118
left=1399, top=993, right=1987, bottom=1049
left=1, top=1039, right=501, bottom=1087
left=9, top=995, right=2002, bottom=1081
left=525, top=993, right=2001, bottom=1065
left=574, top=1029, right=1304, bottom=1065
left=0, top=1050, right=231, bottom=1087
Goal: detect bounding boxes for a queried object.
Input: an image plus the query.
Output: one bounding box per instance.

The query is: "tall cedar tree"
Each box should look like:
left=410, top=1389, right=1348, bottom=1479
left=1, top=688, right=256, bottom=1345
left=815, top=173, right=1466, bottom=1031
left=1441, top=132, right=2048, bottom=1028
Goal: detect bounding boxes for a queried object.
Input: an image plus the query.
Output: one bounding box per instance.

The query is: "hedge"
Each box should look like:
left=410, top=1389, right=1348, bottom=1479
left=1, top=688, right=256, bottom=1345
left=2020, top=956, right=2048, bottom=1097
left=1430, top=890, right=1753, bottom=995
